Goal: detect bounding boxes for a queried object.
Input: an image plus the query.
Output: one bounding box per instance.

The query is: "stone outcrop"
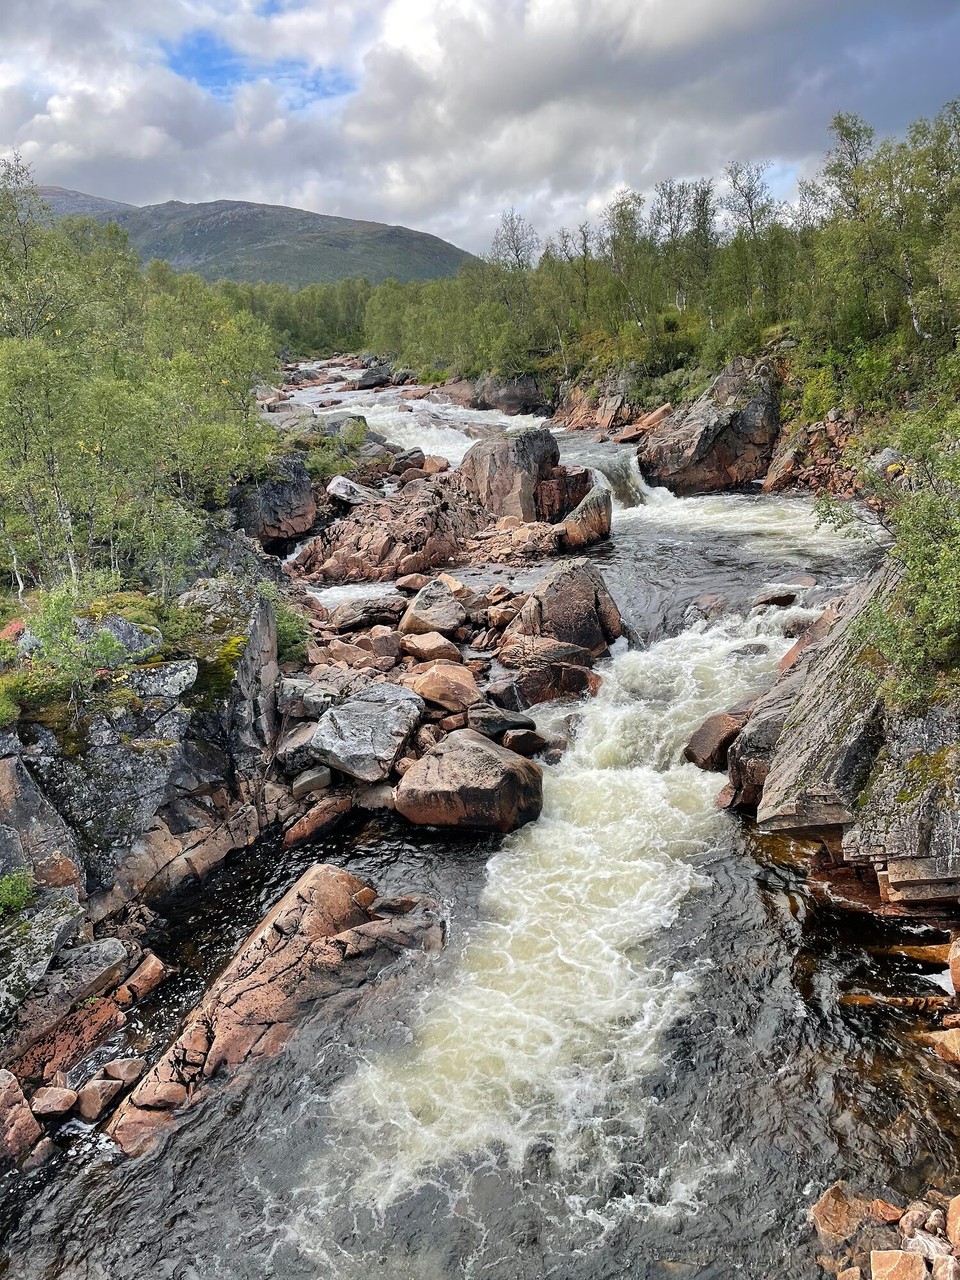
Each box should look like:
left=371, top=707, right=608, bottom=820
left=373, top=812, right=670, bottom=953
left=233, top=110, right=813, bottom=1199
left=754, top=573, right=890, bottom=835
left=636, top=356, right=780, bottom=495
left=16, top=579, right=279, bottom=922
left=457, top=427, right=589, bottom=523
left=720, top=565, right=960, bottom=910
left=107, top=864, right=444, bottom=1156
left=843, top=700, right=960, bottom=905
left=394, top=729, right=543, bottom=832
left=236, top=455, right=317, bottom=547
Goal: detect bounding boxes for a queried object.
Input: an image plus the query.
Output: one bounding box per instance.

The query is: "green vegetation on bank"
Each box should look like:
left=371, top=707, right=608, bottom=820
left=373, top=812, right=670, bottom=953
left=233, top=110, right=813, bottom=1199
left=0, top=162, right=288, bottom=729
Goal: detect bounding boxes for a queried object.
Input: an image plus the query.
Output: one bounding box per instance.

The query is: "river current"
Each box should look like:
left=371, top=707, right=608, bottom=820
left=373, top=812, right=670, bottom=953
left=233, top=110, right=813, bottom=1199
left=4, top=382, right=960, bottom=1280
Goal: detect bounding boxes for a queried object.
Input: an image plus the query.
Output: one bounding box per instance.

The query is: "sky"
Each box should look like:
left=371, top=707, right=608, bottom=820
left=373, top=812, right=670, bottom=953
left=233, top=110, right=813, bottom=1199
left=1, top=0, right=959, bottom=254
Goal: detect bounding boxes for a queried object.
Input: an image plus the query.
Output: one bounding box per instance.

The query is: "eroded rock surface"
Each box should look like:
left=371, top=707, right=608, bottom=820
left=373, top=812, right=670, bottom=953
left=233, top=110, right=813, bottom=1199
left=636, top=356, right=780, bottom=495
left=107, top=865, right=444, bottom=1156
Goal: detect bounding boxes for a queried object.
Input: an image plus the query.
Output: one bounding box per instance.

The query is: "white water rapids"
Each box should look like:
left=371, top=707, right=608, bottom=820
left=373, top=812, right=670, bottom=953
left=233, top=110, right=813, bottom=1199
left=290, top=490, right=869, bottom=1269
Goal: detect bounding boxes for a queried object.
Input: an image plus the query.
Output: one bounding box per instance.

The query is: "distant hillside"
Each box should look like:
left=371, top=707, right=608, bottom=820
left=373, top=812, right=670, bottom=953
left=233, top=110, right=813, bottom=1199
left=39, top=186, right=135, bottom=218
left=39, top=188, right=473, bottom=286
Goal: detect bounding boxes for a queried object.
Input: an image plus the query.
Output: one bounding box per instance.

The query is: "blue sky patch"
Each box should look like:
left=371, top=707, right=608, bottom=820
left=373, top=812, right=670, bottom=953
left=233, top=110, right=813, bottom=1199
left=163, top=29, right=354, bottom=107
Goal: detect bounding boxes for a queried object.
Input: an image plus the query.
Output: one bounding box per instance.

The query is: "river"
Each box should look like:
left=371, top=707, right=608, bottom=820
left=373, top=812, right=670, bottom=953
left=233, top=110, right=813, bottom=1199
left=4, top=385, right=960, bottom=1280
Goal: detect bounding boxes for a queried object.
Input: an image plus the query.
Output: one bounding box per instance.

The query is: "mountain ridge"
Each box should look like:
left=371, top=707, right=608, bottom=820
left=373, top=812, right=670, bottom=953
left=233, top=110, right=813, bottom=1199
left=38, top=186, right=473, bottom=287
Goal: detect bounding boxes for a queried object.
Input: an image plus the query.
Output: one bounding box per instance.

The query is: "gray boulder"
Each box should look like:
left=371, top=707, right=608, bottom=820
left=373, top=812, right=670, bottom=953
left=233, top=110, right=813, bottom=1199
left=237, top=455, right=317, bottom=546
left=326, top=475, right=384, bottom=505
left=309, top=684, right=424, bottom=782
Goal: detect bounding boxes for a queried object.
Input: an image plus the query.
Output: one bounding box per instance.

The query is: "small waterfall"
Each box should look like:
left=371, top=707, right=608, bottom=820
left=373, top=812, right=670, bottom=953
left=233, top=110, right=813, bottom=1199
left=587, top=450, right=674, bottom=510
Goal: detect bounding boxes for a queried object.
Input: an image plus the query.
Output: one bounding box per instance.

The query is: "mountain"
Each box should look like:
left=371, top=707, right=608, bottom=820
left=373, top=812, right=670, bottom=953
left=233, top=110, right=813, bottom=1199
left=39, top=186, right=135, bottom=218
left=38, top=187, right=472, bottom=287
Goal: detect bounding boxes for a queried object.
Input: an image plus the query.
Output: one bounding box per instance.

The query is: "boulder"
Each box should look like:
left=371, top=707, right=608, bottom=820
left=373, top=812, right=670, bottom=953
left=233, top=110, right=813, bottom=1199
left=103, top=1057, right=147, bottom=1084
left=76, top=1075, right=125, bottom=1120
left=0, top=1070, right=41, bottom=1164
left=471, top=374, right=548, bottom=415
left=29, top=1085, right=77, bottom=1117
left=326, top=475, right=383, bottom=506
left=400, top=632, right=462, bottom=663
left=501, top=729, right=549, bottom=755
left=74, top=615, right=162, bottom=667
left=328, top=593, right=407, bottom=631
left=282, top=795, right=353, bottom=848
left=399, top=580, right=468, bottom=637
left=107, top=865, right=443, bottom=1156
left=467, top=704, right=537, bottom=740
left=237, top=456, right=317, bottom=546
left=869, top=1253, right=930, bottom=1280
left=458, top=427, right=564, bottom=522
left=810, top=1181, right=874, bottom=1247
left=560, top=486, right=612, bottom=550
left=635, top=356, right=780, bottom=495
left=684, top=702, right=754, bottom=772
left=308, top=684, right=424, bottom=781
left=395, top=729, right=543, bottom=832
left=290, top=766, right=332, bottom=800
left=501, top=560, right=623, bottom=659
left=276, top=721, right=319, bottom=775
left=409, top=663, right=482, bottom=711
left=357, top=366, right=390, bottom=390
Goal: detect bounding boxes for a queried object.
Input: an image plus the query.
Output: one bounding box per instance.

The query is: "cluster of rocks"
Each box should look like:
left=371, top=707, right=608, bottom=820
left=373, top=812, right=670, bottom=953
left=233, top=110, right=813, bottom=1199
left=811, top=1180, right=960, bottom=1278
left=289, top=426, right=609, bottom=583
left=763, top=409, right=863, bottom=497
left=270, top=559, right=623, bottom=840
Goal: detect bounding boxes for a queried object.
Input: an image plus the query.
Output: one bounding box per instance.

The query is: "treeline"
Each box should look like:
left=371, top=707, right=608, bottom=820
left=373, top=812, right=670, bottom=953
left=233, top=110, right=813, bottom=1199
left=361, top=104, right=960, bottom=398
left=246, top=102, right=960, bottom=416
left=0, top=159, right=280, bottom=599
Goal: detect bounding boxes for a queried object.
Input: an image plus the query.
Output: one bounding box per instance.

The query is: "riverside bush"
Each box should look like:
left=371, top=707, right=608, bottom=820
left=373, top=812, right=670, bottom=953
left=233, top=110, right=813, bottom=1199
left=0, top=868, right=33, bottom=917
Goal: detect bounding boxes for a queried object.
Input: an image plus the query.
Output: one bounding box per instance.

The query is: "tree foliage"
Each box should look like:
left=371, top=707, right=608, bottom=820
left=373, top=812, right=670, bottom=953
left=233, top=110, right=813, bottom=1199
left=0, top=160, right=279, bottom=598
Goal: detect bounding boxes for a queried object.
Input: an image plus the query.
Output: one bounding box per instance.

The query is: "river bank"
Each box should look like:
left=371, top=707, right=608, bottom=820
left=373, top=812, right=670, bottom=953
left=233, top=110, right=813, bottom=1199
left=2, top=353, right=959, bottom=1279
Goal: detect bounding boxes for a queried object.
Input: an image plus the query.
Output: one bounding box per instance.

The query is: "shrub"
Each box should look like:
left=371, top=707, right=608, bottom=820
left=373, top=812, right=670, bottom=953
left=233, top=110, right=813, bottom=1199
left=0, top=868, right=34, bottom=918
left=275, top=603, right=310, bottom=664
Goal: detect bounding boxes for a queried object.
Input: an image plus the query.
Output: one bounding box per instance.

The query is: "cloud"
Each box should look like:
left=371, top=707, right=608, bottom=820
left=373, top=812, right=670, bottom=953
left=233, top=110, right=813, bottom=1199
left=0, top=0, right=958, bottom=253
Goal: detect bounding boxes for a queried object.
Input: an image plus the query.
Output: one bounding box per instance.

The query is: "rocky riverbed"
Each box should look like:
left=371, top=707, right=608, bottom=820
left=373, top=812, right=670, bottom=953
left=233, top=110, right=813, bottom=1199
left=2, top=354, right=959, bottom=1280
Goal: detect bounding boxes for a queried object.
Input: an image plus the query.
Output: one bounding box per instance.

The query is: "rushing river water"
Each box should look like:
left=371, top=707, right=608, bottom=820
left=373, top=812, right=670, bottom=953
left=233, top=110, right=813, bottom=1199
left=5, top=391, right=960, bottom=1280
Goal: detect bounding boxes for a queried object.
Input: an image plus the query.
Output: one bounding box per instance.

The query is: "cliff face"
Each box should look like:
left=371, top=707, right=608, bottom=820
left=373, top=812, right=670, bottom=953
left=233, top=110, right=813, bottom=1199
left=0, top=580, right=280, bottom=1102
left=721, top=565, right=960, bottom=911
